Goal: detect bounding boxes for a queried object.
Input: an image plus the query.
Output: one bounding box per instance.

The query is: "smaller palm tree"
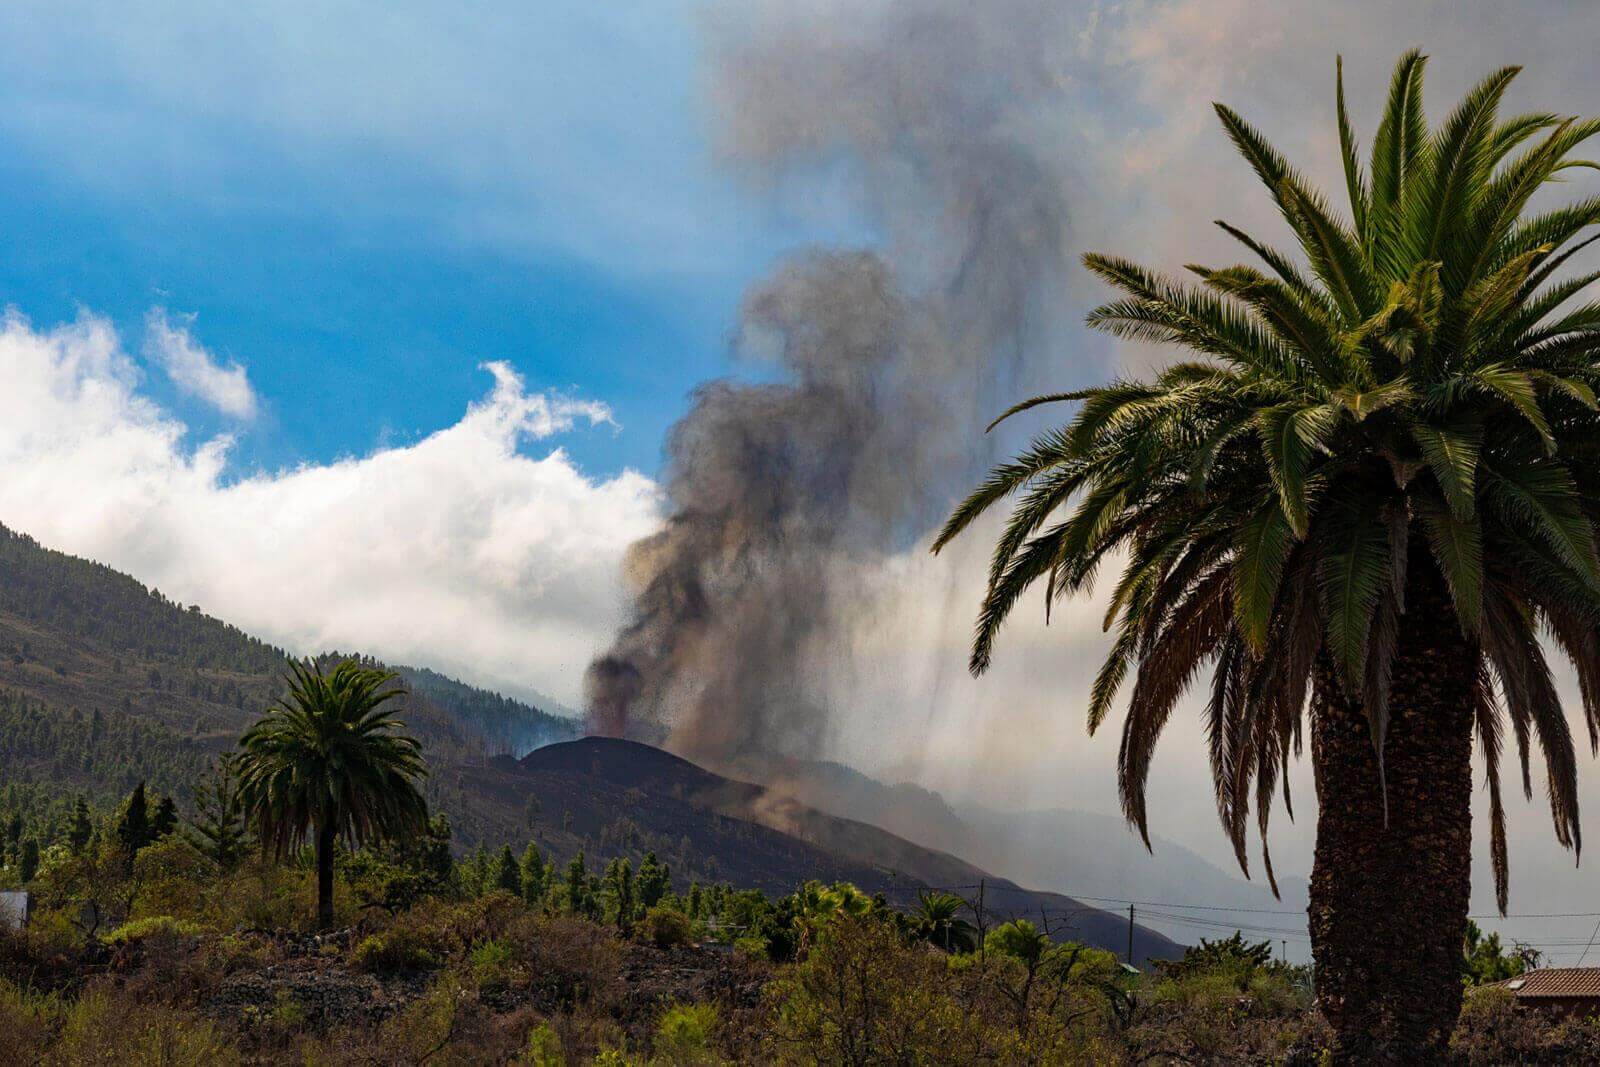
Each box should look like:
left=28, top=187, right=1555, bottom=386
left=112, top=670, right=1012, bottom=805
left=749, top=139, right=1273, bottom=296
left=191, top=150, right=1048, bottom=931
left=237, top=659, right=429, bottom=927
left=912, top=890, right=979, bottom=953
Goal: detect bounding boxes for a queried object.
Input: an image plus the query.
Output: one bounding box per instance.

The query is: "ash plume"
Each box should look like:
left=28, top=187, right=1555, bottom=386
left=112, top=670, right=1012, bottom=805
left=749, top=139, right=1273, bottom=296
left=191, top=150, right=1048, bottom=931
left=586, top=0, right=1079, bottom=760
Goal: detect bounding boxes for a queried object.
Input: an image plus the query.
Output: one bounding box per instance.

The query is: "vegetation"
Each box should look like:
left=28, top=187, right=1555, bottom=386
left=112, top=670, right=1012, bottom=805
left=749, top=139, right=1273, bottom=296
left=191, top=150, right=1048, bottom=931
left=237, top=660, right=430, bottom=927
left=2, top=698, right=1587, bottom=1063
left=938, top=49, right=1600, bottom=1063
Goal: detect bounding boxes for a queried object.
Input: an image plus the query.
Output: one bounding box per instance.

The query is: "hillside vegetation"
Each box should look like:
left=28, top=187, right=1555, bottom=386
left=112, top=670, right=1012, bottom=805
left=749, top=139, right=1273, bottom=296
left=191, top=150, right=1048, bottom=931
left=0, top=522, right=578, bottom=847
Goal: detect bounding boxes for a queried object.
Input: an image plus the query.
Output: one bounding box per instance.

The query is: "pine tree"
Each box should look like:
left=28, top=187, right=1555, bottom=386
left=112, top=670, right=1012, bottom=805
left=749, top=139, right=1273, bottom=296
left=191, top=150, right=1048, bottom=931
left=565, top=851, right=588, bottom=914
left=150, top=795, right=178, bottom=840
left=638, top=850, right=670, bottom=909
left=186, top=755, right=250, bottom=872
left=17, top=837, right=38, bottom=883
left=519, top=842, right=546, bottom=905
left=115, top=781, right=151, bottom=857
left=466, top=843, right=491, bottom=897
left=67, top=796, right=92, bottom=855
left=492, top=844, right=521, bottom=896
left=688, top=881, right=703, bottom=921
left=602, top=857, right=635, bottom=932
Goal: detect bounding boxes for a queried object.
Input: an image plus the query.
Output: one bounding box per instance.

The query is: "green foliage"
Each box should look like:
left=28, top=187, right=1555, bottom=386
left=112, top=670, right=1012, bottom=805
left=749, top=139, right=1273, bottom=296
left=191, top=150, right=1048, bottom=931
left=518, top=1021, right=565, bottom=1066
left=639, top=903, right=695, bottom=950
left=1462, top=918, right=1540, bottom=985
left=603, top=857, right=635, bottom=933
left=937, top=51, right=1600, bottom=910
left=469, top=938, right=515, bottom=991
left=654, top=1002, right=720, bottom=1066
left=184, top=754, right=251, bottom=873
left=637, top=850, right=670, bottom=910
left=104, top=914, right=203, bottom=945
left=236, top=659, right=430, bottom=925
left=67, top=796, right=92, bottom=854
left=114, top=781, right=152, bottom=858
left=351, top=926, right=445, bottom=974
left=519, top=841, right=547, bottom=905
left=910, top=890, right=978, bottom=953
left=1156, top=932, right=1276, bottom=986
left=492, top=844, right=522, bottom=897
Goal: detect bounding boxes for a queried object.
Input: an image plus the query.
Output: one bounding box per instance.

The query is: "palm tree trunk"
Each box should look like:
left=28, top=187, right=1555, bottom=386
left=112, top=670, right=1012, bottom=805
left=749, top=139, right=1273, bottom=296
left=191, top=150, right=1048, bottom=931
left=316, top=821, right=336, bottom=929
left=1309, top=545, right=1475, bottom=1064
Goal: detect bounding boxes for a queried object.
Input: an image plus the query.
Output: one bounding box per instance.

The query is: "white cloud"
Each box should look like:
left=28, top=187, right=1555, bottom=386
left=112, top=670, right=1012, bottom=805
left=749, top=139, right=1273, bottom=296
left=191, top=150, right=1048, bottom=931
left=144, top=309, right=257, bottom=418
left=0, top=309, right=660, bottom=706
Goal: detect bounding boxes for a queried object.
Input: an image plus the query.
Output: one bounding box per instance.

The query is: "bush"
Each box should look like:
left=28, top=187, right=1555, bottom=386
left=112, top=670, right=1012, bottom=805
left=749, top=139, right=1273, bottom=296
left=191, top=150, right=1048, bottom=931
left=351, top=926, right=444, bottom=974
left=639, top=904, right=694, bottom=950
left=104, top=914, right=202, bottom=945
left=49, top=983, right=240, bottom=1065
left=0, top=978, right=55, bottom=1062
left=1451, top=985, right=1600, bottom=1064
left=0, top=910, right=83, bottom=984
left=517, top=1020, right=565, bottom=1066
left=514, top=915, right=624, bottom=1010
left=655, top=1002, right=720, bottom=1066
left=470, top=938, right=516, bottom=991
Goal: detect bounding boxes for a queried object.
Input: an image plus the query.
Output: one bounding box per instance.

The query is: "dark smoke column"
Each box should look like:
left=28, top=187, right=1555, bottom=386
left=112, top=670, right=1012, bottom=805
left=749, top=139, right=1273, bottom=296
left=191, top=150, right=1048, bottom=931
left=587, top=0, right=1075, bottom=761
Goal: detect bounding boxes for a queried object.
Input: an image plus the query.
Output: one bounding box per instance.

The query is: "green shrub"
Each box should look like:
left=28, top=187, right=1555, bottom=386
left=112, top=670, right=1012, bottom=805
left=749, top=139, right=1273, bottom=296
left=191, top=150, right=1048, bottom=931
left=104, top=914, right=202, bottom=945
left=639, top=904, right=694, bottom=950
left=471, top=937, right=516, bottom=990
left=351, top=927, right=442, bottom=973
left=518, top=1020, right=565, bottom=1066
left=655, top=1002, right=719, bottom=1065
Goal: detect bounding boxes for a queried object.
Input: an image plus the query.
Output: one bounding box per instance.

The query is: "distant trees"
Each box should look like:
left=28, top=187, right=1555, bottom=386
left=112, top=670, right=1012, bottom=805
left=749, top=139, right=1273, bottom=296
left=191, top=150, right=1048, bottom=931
left=237, top=660, right=429, bottom=927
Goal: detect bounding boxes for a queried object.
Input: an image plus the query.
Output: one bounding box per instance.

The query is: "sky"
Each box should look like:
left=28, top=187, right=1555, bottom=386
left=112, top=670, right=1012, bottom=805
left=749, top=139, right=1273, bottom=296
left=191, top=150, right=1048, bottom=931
left=4, top=0, right=1600, bottom=949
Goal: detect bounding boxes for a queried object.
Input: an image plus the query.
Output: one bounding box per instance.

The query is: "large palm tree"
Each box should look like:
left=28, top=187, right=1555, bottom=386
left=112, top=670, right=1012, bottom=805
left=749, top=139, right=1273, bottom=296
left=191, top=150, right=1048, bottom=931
left=237, top=659, right=429, bottom=928
left=936, top=52, right=1600, bottom=1062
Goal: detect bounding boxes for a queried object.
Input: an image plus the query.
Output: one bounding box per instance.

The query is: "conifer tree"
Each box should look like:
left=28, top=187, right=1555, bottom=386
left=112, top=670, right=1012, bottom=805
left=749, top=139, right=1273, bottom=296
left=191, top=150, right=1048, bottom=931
left=115, top=781, right=151, bottom=857
left=187, top=755, right=251, bottom=872
left=565, top=850, right=588, bottom=914
left=66, top=796, right=92, bottom=855
left=492, top=844, right=521, bottom=896
left=17, top=837, right=38, bottom=883
left=519, top=842, right=545, bottom=905
left=150, top=795, right=178, bottom=840
left=638, top=850, right=670, bottom=909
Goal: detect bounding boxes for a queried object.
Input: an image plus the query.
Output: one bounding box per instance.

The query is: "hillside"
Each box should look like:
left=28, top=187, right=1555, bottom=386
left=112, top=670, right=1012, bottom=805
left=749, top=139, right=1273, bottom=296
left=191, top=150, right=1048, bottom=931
left=0, top=522, right=1180, bottom=960
left=495, top=737, right=1182, bottom=963
left=0, top=522, right=577, bottom=831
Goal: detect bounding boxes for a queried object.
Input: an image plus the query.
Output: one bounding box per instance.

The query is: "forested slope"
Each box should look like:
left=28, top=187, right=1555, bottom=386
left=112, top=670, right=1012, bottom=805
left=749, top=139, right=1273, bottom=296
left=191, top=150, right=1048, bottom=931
left=0, top=522, right=578, bottom=843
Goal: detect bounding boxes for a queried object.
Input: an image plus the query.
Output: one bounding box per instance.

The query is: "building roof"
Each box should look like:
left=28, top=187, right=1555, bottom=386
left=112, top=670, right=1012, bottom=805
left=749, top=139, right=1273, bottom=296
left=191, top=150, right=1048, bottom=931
left=1502, top=968, right=1600, bottom=999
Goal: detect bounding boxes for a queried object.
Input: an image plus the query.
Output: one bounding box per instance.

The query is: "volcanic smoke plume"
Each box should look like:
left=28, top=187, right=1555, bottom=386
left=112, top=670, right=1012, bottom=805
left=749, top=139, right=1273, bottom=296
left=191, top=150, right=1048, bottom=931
left=586, top=0, right=1079, bottom=760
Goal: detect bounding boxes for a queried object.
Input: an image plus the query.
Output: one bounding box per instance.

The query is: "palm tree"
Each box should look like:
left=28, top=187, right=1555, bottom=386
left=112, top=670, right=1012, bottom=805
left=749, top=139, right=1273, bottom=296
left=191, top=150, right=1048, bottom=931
left=936, top=52, right=1600, bottom=1063
left=911, top=890, right=979, bottom=953
left=237, top=659, right=429, bottom=928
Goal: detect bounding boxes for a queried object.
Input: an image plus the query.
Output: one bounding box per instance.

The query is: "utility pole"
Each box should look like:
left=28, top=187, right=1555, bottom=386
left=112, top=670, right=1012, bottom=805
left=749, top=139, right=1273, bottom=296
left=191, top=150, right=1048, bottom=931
left=1127, top=904, right=1135, bottom=964
left=976, top=879, right=987, bottom=964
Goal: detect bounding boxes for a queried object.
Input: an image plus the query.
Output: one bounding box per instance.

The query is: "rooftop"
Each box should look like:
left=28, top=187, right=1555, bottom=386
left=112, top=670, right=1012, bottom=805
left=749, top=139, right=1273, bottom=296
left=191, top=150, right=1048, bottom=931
left=1501, top=969, right=1600, bottom=999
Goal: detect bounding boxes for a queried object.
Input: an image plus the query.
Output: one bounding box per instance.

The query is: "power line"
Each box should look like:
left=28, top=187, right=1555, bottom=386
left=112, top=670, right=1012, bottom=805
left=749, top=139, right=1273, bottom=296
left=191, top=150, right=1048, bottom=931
left=876, top=881, right=1600, bottom=922
left=1574, top=916, right=1600, bottom=967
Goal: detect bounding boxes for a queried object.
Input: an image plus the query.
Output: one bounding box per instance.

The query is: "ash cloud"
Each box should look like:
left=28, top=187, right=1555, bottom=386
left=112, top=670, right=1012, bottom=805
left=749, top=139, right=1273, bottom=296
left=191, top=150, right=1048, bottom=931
left=586, top=0, right=1079, bottom=759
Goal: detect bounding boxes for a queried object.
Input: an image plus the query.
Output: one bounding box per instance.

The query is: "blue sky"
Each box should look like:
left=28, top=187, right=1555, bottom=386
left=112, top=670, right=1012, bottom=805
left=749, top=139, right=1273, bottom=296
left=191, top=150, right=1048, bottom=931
left=0, top=2, right=830, bottom=478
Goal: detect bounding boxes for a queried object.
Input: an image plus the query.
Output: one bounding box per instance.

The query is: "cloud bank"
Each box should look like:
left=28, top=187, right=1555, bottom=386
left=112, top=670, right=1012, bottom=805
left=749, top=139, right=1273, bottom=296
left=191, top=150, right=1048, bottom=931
left=0, top=310, right=659, bottom=705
